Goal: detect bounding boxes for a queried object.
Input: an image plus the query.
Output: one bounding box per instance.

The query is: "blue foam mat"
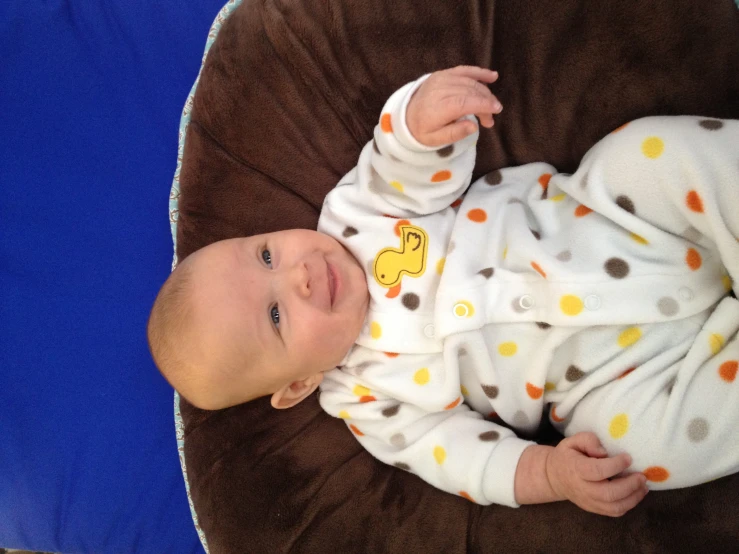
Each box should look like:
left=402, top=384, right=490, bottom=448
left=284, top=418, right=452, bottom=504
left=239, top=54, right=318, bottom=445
left=1, top=1, right=226, bottom=552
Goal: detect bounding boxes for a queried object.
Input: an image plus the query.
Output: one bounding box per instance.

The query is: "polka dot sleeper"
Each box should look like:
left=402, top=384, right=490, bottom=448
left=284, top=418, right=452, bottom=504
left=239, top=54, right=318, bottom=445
left=317, top=75, right=739, bottom=507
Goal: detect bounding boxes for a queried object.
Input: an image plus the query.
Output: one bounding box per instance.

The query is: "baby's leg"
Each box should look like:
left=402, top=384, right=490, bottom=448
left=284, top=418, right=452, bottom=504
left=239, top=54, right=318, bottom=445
left=558, top=297, right=739, bottom=489
left=555, top=116, right=739, bottom=294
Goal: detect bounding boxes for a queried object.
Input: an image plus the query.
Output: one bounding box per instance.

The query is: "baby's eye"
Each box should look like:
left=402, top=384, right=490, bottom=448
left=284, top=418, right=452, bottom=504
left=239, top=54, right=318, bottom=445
left=270, top=305, right=280, bottom=328
left=262, top=249, right=273, bottom=268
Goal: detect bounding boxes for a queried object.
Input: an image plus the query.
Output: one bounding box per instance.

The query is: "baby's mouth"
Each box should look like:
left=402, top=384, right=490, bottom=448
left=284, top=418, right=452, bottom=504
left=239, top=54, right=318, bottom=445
left=327, top=262, right=337, bottom=308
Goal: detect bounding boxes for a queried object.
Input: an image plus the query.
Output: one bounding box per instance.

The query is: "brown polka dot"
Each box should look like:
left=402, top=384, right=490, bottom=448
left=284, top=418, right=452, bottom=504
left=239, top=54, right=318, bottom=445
left=482, top=385, right=499, bottom=399
left=394, top=462, right=411, bottom=471
left=556, top=250, right=572, bottom=262
left=540, top=186, right=548, bottom=200
left=536, top=321, right=552, bottom=330
left=657, top=297, right=679, bottom=316
left=478, top=267, right=494, bottom=279
left=565, top=365, right=585, bottom=382
left=484, top=170, right=503, bottom=185
left=699, top=119, right=723, bottom=130
left=685, top=190, right=704, bottom=213
left=342, top=226, right=358, bottom=238
left=458, top=347, right=468, bottom=356
left=402, top=293, right=420, bottom=311
left=531, top=229, right=541, bottom=240
left=513, top=410, right=530, bottom=427
left=372, top=139, right=381, bottom=155
left=479, top=430, right=500, bottom=441
left=616, top=195, right=635, bottom=214
left=390, top=433, right=406, bottom=447
left=605, top=257, right=630, bottom=279
left=437, top=144, right=454, bottom=157
left=382, top=405, right=400, bottom=418
left=687, top=417, right=709, bottom=442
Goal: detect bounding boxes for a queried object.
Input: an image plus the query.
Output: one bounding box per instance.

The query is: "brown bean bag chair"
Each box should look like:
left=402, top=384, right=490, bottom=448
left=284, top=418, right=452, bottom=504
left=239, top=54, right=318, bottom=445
left=176, top=0, right=739, bottom=552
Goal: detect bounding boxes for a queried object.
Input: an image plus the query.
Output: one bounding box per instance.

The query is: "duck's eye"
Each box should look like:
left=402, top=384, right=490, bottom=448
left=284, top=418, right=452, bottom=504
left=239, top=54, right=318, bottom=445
left=270, top=305, right=280, bottom=327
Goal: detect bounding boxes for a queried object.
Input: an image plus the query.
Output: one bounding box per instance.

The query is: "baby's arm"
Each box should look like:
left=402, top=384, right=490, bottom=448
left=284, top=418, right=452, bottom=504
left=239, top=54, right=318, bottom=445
left=323, top=67, right=501, bottom=220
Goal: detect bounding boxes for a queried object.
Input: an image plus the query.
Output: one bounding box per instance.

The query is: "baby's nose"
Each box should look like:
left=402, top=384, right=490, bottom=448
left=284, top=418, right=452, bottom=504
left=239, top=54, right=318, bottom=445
left=292, top=261, right=311, bottom=297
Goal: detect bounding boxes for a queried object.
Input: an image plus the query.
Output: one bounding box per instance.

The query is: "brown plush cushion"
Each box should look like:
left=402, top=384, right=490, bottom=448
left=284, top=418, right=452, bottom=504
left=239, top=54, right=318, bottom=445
left=177, top=0, right=739, bottom=552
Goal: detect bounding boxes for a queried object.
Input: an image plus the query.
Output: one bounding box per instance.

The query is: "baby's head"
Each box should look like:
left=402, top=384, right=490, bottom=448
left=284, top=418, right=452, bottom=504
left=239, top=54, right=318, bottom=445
left=147, top=230, right=369, bottom=410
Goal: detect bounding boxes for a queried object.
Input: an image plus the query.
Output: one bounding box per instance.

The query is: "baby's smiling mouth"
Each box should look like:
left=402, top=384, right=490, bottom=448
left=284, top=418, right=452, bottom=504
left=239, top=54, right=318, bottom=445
left=327, top=262, right=337, bottom=308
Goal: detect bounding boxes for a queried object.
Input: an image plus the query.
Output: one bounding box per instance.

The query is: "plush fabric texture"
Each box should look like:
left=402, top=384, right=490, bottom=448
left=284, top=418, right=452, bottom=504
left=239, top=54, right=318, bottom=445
left=177, top=0, right=739, bottom=552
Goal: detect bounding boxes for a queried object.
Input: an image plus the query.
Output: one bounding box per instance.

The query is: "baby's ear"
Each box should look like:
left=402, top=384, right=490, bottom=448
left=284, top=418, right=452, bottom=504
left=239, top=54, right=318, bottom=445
left=271, top=373, right=324, bottom=409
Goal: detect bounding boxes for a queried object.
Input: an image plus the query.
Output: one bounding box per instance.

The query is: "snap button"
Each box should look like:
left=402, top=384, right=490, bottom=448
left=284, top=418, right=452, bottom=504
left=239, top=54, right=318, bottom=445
left=679, top=287, right=694, bottom=301
left=584, top=295, right=601, bottom=310
left=423, top=324, right=435, bottom=338
left=518, top=295, right=535, bottom=310
left=453, top=303, right=469, bottom=318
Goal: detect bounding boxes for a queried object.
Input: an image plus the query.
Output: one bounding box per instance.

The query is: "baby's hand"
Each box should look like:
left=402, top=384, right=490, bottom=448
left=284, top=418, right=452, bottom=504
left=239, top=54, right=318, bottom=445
left=546, top=432, right=649, bottom=517
left=406, top=65, right=501, bottom=148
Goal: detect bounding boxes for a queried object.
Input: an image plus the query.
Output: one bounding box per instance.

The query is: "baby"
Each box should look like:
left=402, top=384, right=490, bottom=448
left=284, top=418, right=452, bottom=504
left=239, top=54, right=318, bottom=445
left=148, top=66, right=739, bottom=516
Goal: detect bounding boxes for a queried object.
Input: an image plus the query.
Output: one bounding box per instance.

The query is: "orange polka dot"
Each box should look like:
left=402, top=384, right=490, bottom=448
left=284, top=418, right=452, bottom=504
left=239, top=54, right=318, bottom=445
left=643, top=466, right=670, bottom=482
left=686, top=248, right=702, bottom=270
left=538, top=173, right=552, bottom=189
left=574, top=204, right=593, bottom=217
left=384, top=352, right=399, bottom=358
left=450, top=198, right=463, bottom=208
left=349, top=424, right=364, bottom=436
left=612, top=122, right=629, bottom=133
left=531, top=261, right=547, bottom=278
left=394, top=219, right=411, bottom=237
left=444, top=397, right=462, bottom=410
left=359, top=396, right=377, bottom=403
left=618, top=367, right=636, bottom=379
left=685, top=190, right=704, bottom=213
left=467, top=208, right=487, bottom=223
left=380, top=113, right=393, bottom=133
left=526, top=383, right=543, bottom=399
left=551, top=406, right=565, bottom=423
left=431, top=170, right=452, bottom=183
left=459, top=491, right=474, bottom=502
left=385, top=284, right=401, bottom=298
left=719, top=360, right=738, bottom=383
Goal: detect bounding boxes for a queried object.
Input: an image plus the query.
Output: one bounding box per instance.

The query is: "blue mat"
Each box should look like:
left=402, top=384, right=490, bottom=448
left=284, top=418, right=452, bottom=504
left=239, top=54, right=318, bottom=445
left=1, top=1, right=226, bottom=552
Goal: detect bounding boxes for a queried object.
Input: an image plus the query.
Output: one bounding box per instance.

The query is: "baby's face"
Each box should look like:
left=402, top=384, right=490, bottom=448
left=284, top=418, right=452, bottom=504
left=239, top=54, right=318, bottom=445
left=187, top=229, right=369, bottom=404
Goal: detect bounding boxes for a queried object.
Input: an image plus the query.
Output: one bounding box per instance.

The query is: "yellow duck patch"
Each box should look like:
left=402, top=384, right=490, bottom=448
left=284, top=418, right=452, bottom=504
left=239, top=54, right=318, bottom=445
left=373, top=224, right=428, bottom=288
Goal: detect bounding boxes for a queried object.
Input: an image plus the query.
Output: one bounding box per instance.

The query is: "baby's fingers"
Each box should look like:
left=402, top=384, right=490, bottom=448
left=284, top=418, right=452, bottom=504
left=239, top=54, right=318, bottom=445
left=590, top=472, right=648, bottom=504
left=447, top=65, right=499, bottom=84
left=424, top=119, right=478, bottom=147
left=578, top=452, right=633, bottom=482
left=587, top=477, right=649, bottom=517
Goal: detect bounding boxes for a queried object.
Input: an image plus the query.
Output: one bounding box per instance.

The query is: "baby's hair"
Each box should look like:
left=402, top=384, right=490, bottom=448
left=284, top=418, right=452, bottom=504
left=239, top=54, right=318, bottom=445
left=147, top=261, right=195, bottom=392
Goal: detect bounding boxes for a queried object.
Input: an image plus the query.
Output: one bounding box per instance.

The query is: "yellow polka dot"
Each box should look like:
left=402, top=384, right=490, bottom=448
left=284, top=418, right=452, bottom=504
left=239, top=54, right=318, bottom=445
left=723, top=275, right=733, bottom=292
left=618, top=327, right=642, bottom=348
left=545, top=382, right=556, bottom=391
left=560, top=295, right=584, bottom=316
left=609, top=413, right=629, bottom=439
left=370, top=321, right=382, bottom=339
left=436, top=258, right=446, bottom=275
left=709, top=333, right=725, bottom=355
left=550, top=193, right=567, bottom=202
left=389, top=180, right=404, bottom=193
left=642, top=137, right=664, bottom=159
left=433, top=446, right=447, bottom=465
left=454, top=300, right=475, bottom=318
left=338, top=410, right=350, bottom=419
left=414, top=368, right=430, bottom=385
left=498, top=342, right=518, bottom=356
left=353, top=385, right=371, bottom=397
left=460, top=385, right=470, bottom=396
left=629, top=232, right=649, bottom=245
left=503, top=246, right=508, bottom=259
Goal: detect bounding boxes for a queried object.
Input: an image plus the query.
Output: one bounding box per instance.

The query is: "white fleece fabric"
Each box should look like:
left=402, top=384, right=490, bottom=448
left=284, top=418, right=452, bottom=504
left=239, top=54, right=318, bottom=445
left=317, top=76, right=739, bottom=507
